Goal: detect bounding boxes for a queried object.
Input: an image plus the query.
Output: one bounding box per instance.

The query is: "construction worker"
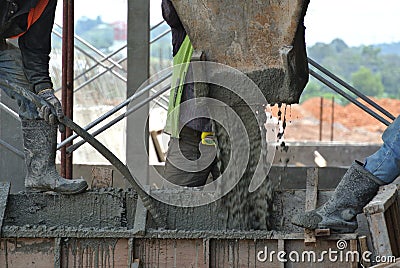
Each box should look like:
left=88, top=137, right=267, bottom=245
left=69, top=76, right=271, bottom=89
left=292, top=115, right=400, bottom=233
left=0, top=0, right=88, bottom=194
left=161, top=0, right=219, bottom=187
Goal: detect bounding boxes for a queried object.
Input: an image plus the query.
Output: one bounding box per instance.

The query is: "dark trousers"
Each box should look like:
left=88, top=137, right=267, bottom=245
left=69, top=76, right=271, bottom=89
left=164, top=126, right=219, bottom=187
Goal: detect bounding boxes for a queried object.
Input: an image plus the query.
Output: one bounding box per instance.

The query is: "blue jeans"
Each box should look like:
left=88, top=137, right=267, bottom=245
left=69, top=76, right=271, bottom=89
left=0, top=44, right=39, bottom=120
left=364, top=115, right=400, bottom=184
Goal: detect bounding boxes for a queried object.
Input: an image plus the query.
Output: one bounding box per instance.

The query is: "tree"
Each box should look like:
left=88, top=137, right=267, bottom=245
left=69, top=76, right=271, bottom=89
left=351, top=66, right=384, bottom=97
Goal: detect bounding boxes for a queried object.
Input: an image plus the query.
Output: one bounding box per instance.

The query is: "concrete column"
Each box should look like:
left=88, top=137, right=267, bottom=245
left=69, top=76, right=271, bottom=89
left=0, top=94, right=25, bottom=193
left=126, top=0, right=150, bottom=185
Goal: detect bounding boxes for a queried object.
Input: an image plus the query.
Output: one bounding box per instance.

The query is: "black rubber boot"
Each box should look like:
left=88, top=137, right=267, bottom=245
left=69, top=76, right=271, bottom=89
left=22, top=119, right=88, bottom=194
left=291, top=161, right=385, bottom=233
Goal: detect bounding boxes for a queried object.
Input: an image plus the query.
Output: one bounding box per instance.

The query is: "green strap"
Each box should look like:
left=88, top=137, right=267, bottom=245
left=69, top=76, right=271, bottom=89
left=164, top=35, right=193, bottom=138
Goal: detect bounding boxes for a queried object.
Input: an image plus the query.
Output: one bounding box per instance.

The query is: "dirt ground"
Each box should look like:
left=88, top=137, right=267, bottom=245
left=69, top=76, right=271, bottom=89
left=269, top=97, right=400, bottom=143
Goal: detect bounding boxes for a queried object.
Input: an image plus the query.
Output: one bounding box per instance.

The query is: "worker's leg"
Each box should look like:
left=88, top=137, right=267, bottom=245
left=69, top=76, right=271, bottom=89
left=0, top=42, right=39, bottom=119
left=364, top=115, right=400, bottom=183
left=291, top=161, right=384, bottom=232
left=0, top=43, right=87, bottom=194
left=164, top=126, right=218, bottom=187
left=292, top=117, right=400, bottom=233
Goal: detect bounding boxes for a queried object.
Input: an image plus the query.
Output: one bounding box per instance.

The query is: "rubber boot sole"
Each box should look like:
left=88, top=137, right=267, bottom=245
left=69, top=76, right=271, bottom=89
left=26, top=183, right=88, bottom=195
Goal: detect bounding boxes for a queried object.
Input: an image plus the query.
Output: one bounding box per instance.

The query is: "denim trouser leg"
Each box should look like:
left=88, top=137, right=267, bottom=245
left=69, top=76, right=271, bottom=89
left=364, top=116, right=400, bottom=184
left=0, top=45, right=39, bottom=120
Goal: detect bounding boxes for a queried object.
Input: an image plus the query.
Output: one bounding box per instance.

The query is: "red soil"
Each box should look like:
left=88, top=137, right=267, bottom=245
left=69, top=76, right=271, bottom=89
left=269, top=97, right=399, bottom=143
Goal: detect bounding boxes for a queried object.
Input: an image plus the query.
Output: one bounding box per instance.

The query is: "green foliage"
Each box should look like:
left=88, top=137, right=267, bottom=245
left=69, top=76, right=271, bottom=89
left=306, top=39, right=400, bottom=102
left=75, top=16, right=114, bottom=51
left=351, top=66, right=384, bottom=97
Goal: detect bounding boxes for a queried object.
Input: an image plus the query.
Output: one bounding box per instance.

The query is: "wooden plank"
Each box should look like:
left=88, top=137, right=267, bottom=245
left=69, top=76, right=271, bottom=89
left=0, top=238, right=54, bottom=268
left=134, top=239, right=208, bottom=267
left=349, top=239, right=358, bottom=268
left=304, top=168, right=319, bottom=245
left=367, top=212, right=393, bottom=257
left=370, top=257, right=400, bottom=268
left=54, top=238, right=62, bottom=268
left=278, top=239, right=285, bottom=268
left=90, top=166, right=113, bottom=188
left=133, top=197, right=147, bottom=235
left=385, top=205, right=399, bottom=257
left=358, top=236, right=371, bottom=268
left=128, top=238, right=135, bottom=267
left=364, top=184, right=400, bottom=258
left=315, top=228, right=330, bottom=237
left=203, top=239, right=210, bottom=268
left=150, top=130, right=166, bottom=162
left=61, top=238, right=129, bottom=267
left=364, top=185, right=398, bottom=214
left=389, top=197, right=400, bottom=256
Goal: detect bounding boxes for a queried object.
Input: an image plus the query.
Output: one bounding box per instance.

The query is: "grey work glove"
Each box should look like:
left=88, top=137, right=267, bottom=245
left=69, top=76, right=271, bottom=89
left=37, top=88, right=65, bottom=133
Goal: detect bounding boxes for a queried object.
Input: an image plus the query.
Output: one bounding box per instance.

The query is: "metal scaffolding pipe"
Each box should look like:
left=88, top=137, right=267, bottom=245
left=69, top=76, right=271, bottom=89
left=0, top=139, right=24, bottom=159
left=55, top=23, right=125, bottom=71
left=61, top=0, right=74, bottom=179
left=0, top=102, right=20, bottom=121
left=57, top=71, right=171, bottom=149
left=73, top=57, right=127, bottom=93
left=150, top=29, right=171, bottom=44
left=66, top=84, right=171, bottom=153
left=51, top=30, right=126, bottom=93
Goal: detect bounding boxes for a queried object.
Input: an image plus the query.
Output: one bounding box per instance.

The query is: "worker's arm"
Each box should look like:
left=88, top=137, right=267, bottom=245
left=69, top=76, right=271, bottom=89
left=18, top=0, right=64, bottom=127
left=161, top=0, right=186, bottom=56
left=161, top=0, right=184, bottom=29
left=18, top=0, right=57, bottom=94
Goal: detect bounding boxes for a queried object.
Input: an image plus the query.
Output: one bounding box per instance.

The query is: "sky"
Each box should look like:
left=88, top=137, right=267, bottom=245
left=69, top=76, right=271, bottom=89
left=55, top=0, right=400, bottom=47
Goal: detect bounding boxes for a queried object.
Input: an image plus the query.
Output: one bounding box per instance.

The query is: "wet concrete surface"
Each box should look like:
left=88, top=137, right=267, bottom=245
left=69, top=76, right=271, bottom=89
left=1, top=167, right=347, bottom=237
left=3, top=188, right=137, bottom=229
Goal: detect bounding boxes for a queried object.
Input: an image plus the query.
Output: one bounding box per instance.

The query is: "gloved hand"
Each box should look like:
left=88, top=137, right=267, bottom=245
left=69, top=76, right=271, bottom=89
left=201, top=131, right=216, bottom=146
left=37, top=88, right=65, bottom=132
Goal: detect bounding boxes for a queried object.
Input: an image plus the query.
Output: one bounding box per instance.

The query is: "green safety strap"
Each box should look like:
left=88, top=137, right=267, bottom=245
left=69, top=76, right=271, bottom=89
left=164, top=35, right=193, bottom=138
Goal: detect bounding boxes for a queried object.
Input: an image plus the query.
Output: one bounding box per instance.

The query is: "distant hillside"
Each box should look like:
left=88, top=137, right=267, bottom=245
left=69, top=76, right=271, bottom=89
left=305, top=38, right=400, bottom=101
left=375, top=42, right=400, bottom=55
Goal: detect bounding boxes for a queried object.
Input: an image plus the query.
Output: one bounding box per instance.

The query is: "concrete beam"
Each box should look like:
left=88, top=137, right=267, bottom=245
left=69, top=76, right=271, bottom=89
left=126, top=0, right=150, bottom=186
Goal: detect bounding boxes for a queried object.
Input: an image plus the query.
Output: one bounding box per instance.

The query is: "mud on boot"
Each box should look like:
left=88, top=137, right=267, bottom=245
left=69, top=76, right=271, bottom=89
left=291, top=161, right=385, bottom=233
left=22, top=119, right=88, bottom=194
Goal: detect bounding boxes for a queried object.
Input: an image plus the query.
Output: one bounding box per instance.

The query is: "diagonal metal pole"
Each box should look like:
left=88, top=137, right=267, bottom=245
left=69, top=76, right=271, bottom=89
left=73, top=56, right=127, bottom=93
left=70, top=44, right=127, bottom=83
left=54, top=23, right=125, bottom=70
left=0, top=138, right=24, bottom=159
left=0, top=102, right=20, bottom=121
left=57, top=71, right=171, bottom=149
left=308, top=57, right=395, bottom=122
left=309, top=69, right=392, bottom=126
left=52, top=29, right=126, bottom=93
left=66, top=84, right=171, bottom=153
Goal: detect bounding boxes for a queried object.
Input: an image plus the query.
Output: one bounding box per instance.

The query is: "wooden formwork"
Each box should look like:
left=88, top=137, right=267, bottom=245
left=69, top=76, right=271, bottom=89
left=364, top=183, right=400, bottom=260
left=0, top=232, right=360, bottom=268
left=0, top=169, right=398, bottom=267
